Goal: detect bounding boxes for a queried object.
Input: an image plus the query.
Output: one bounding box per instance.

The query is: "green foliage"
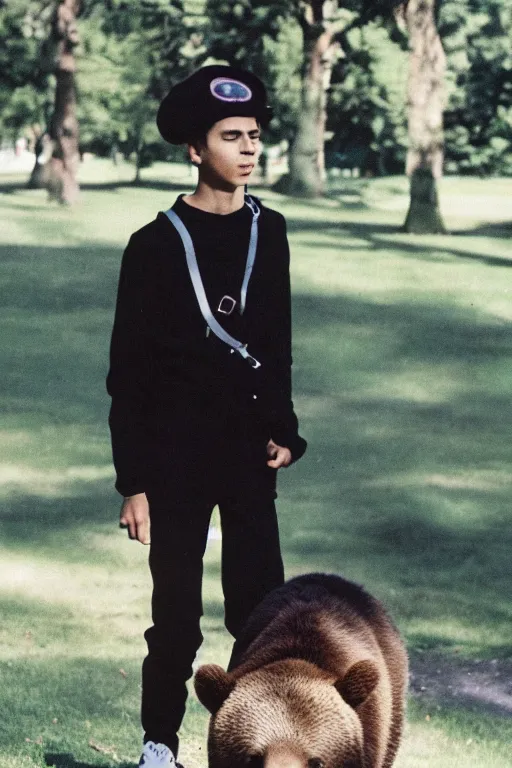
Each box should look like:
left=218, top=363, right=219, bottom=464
left=0, top=0, right=199, bottom=164
left=0, top=85, right=49, bottom=140
left=76, top=0, right=198, bottom=163
left=328, top=21, right=408, bottom=174
left=77, top=9, right=160, bottom=157
left=261, top=21, right=303, bottom=143
left=201, top=1, right=410, bottom=178
left=203, top=0, right=274, bottom=73
left=441, top=0, right=512, bottom=175
left=202, top=0, right=511, bottom=177
left=0, top=1, right=53, bottom=139
left=202, top=0, right=304, bottom=144
left=0, top=1, right=48, bottom=90
left=1, top=0, right=511, bottom=176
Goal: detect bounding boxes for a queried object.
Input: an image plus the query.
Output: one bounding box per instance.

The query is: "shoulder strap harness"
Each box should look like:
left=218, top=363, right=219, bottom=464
left=164, top=194, right=262, bottom=369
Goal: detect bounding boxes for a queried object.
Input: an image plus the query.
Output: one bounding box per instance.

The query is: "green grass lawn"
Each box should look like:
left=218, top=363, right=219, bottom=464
left=1, top=161, right=511, bottom=768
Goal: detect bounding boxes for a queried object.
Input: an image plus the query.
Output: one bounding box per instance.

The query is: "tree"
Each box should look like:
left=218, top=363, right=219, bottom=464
left=396, top=0, right=446, bottom=233
left=277, top=1, right=351, bottom=197
left=46, top=0, right=81, bottom=204
left=204, top=1, right=350, bottom=196
left=203, top=0, right=302, bottom=150
left=204, top=1, right=404, bottom=197
left=277, top=1, right=410, bottom=196
left=0, top=0, right=199, bottom=190
left=22, top=1, right=81, bottom=204
left=83, top=0, right=199, bottom=179
left=76, top=7, right=162, bottom=178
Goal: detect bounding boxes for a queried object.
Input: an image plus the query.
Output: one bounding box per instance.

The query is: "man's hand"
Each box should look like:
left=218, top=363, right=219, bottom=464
left=267, top=439, right=292, bottom=469
left=120, top=492, right=150, bottom=545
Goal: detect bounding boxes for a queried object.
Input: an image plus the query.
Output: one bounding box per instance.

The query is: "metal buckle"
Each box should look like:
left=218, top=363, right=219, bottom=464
left=239, top=343, right=261, bottom=369
left=246, top=354, right=261, bottom=369
left=218, top=295, right=237, bottom=315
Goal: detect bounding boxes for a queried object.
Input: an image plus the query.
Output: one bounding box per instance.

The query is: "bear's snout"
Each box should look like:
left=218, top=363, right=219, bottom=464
left=264, top=742, right=307, bottom=768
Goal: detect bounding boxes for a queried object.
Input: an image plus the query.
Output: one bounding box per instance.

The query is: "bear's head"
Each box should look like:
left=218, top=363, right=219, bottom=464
left=194, top=658, right=380, bottom=768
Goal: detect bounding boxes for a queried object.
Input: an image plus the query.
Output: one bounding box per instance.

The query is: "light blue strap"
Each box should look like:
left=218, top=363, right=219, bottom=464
left=241, top=195, right=260, bottom=314
left=164, top=206, right=261, bottom=369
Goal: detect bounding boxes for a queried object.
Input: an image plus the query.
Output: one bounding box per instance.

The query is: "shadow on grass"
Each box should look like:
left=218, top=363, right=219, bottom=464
left=0, top=657, right=144, bottom=766
left=0, top=179, right=190, bottom=196
left=286, top=217, right=399, bottom=236
left=0, top=244, right=120, bottom=311
left=79, top=180, right=189, bottom=193
left=0, top=179, right=28, bottom=194
left=280, top=187, right=512, bottom=240
left=305, top=235, right=512, bottom=269
left=0, top=242, right=119, bottom=430
left=286, top=216, right=512, bottom=268
left=46, top=755, right=134, bottom=768
left=270, top=184, right=370, bottom=212
left=2, top=237, right=511, bottom=418
left=1, top=217, right=512, bottom=660
left=452, top=220, right=512, bottom=238
left=292, top=292, right=512, bottom=363
left=0, top=487, right=115, bottom=550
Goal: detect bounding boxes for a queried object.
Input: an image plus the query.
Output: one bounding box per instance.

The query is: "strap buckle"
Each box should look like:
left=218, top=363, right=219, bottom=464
left=246, top=354, right=261, bottom=369
left=218, top=295, right=237, bottom=315
left=240, top=344, right=261, bottom=369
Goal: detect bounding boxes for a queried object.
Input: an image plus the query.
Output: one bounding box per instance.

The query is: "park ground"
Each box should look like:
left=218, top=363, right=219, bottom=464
left=0, top=162, right=511, bottom=768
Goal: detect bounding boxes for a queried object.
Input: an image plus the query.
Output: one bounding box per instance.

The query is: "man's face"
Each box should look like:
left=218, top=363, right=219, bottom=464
left=191, top=116, right=261, bottom=190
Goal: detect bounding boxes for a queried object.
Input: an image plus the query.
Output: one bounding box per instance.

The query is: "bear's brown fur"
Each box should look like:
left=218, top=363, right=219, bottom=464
left=194, top=573, right=408, bottom=768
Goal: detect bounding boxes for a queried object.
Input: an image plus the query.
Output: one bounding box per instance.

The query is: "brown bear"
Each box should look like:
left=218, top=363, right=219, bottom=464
left=194, top=573, right=408, bottom=768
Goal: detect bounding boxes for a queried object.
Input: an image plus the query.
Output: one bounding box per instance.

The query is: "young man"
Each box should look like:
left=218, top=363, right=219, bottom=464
left=106, top=65, right=306, bottom=768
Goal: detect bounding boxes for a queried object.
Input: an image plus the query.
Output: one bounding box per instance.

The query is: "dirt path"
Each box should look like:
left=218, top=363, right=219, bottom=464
left=409, top=652, right=512, bottom=716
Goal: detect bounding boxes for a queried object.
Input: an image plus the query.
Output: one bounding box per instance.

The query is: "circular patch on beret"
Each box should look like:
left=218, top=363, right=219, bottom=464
left=210, top=78, right=252, bottom=103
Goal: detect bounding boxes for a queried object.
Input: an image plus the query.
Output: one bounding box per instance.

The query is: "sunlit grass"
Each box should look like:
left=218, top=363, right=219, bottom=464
left=1, top=166, right=511, bottom=767
left=395, top=699, right=512, bottom=768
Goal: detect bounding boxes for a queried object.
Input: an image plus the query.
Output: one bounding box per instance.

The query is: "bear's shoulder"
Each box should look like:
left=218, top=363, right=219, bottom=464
left=229, top=573, right=398, bottom=676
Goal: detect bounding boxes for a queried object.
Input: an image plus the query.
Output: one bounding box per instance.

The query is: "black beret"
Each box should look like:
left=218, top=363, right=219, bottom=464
left=157, top=65, right=273, bottom=145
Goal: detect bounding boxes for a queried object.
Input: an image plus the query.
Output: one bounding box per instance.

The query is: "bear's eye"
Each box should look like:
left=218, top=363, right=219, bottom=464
left=244, top=755, right=263, bottom=768
left=308, top=759, right=324, bottom=768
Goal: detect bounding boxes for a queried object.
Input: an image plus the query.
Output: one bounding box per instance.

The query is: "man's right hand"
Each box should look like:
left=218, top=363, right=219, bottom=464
left=120, top=492, right=150, bottom=545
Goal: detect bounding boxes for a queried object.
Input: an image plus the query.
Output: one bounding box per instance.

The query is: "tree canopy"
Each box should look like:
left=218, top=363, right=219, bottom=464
left=0, top=0, right=510, bottom=179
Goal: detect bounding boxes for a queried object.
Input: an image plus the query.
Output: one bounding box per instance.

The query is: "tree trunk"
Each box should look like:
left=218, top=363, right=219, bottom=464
left=403, top=0, right=446, bottom=233
left=274, top=2, right=337, bottom=198
left=50, top=65, right=80, bottom=205
left=134, top=136, right=143, bottom=185
left=29, top=1, right=81, bottom=204
left=27, top=128, right=51, bottom=189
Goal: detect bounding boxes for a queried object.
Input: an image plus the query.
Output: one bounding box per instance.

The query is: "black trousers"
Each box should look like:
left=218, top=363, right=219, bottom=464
left=141, top=489, right=284, bottom=755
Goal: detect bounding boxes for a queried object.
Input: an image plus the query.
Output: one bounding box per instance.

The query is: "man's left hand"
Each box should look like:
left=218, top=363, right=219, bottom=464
left=267, top=439, right=292, bottom=469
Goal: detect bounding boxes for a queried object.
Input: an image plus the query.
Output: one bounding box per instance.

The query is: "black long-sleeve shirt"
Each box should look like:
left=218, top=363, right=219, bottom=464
left=107, top=195, right=306, bottom=497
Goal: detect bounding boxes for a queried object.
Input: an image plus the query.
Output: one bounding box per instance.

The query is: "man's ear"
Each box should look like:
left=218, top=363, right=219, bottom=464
left=194, top=664, right=235, bottom=714
left=187, top=142, right=202, bottom=166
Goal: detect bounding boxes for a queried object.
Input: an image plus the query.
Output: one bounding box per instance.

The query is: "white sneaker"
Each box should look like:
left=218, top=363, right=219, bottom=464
left=139, top=741, right=179, bottom=768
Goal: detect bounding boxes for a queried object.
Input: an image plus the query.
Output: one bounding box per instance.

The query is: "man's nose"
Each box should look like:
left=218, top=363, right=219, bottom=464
left=240, top=135, right=257, bottom=153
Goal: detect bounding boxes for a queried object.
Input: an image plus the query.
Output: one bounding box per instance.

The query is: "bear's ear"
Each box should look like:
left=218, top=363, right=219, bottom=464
left=194, top=664, right=235, bottom=715
left=334, top=659, right=380, bottom=709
